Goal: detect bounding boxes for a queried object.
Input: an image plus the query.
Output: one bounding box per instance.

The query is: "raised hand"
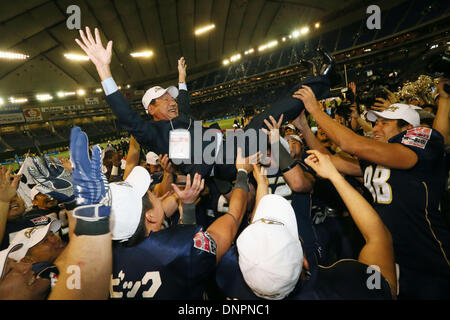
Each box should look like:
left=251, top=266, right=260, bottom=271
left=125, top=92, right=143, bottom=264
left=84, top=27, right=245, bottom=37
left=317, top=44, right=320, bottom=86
left=292, top=85, right=321, bottom=114
left=292, top=110, right=309, bottom=131
left=262, top=114, right=284, bottom=144
left=171, top=173, right=204, bottom=204
left=70, top=126, right=111, bottom=219
left=0, top=166, right=21, bottom=203
left=159, top=154, right=174, bottom=174
left=235, top=147, right=256, bottom=173
left=304, top=150, right=340, bottom=180
left=372, top=97, right=391, bottom=111
left=252, top=163, right=268, bottom=187
left=28, top=155, right=74, bottom=204
left=178, top=57, right=187, bottom=83
left=75, top=27, right=113, bottom=80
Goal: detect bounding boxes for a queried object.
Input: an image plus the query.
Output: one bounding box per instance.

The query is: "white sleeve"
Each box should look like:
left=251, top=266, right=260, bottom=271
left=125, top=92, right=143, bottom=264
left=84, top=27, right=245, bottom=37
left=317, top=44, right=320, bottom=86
left=178, top=82, right=187, bottom=91
left=101, top=77, right=119, bottom=95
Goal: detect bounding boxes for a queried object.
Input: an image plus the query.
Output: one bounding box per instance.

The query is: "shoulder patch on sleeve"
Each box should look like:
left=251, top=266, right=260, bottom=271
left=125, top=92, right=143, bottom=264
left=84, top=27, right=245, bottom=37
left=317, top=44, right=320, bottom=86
left=401, top=127, right=432, bottom=149
left=193, top=231, right=217, bottom=255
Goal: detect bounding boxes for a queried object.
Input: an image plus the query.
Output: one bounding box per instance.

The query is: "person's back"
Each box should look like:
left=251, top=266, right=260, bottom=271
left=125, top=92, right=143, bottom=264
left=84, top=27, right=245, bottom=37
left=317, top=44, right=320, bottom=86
left=111, top=224, right=216, bottom=299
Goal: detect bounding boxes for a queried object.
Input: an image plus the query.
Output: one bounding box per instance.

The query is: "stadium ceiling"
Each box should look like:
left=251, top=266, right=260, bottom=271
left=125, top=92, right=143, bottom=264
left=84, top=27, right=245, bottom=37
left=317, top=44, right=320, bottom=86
left=0, top=0, right=407, bottom=96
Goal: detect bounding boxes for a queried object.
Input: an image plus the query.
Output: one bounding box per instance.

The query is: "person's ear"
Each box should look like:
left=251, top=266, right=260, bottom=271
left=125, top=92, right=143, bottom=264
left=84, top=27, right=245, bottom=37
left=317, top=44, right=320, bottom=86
left=147, top=104, right=155, bottom=116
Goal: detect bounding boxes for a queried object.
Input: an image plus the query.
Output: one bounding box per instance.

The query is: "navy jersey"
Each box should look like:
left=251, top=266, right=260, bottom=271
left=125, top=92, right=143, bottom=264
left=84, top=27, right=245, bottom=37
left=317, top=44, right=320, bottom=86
left=110, top=224, right=216, bottom=300
left=266, top=159, right=320, bottom=257
left=359, top=127, right=450, bottom=277
left=215, top=246, right=392, bottom=300
left=195, top=178, right=230, bottom=230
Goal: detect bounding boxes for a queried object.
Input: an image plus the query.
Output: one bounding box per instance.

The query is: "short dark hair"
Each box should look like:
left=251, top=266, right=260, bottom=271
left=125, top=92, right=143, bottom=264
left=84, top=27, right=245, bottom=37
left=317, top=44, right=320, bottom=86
left=121, top=193, right=153, bottom=247
left=396, top=119, right=411, bottom=130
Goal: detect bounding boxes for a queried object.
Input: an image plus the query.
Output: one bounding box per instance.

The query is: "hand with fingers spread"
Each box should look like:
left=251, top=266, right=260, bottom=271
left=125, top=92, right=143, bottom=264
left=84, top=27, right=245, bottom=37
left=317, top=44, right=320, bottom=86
left=0, top=166, right=21, bottom=204
left=171, top=173, right=204, bottom=204
left=75, top=26, right=113, bottom=80
left=304, top=150, right=340, bottom=180
left=178, top=57, right=187, bottom=83
left=262, top=114, right=284, bottom=144
left=292, top=85, right=321, bottom=114
left=27, top=155, right=74, bottom=204
left=70, top=126, right=111, bottom=236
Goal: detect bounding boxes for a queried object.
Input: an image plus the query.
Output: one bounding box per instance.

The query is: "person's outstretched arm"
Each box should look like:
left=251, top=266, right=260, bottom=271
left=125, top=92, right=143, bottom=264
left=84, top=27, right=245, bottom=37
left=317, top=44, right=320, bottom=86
left=305, top=150, right=397, bottom=297
left=75, top=27, right=158, bottom=150
left=49, top=127, right=112, bottom=300
left=433, top=77, right=450, bottom=144
left=206, top=148, right=251, bottom=263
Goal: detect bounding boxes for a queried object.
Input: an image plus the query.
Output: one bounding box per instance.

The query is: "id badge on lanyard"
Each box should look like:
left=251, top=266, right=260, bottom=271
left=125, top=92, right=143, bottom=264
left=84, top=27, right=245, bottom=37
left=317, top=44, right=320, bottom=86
left=169, top=129, right=191, bottom=160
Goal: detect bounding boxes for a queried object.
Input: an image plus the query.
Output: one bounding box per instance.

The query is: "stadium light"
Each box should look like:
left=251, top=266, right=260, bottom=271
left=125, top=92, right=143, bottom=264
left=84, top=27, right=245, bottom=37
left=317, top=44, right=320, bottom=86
left=57, top=91, right=76, bottom=98
left=230, top=54, right=241, bottom=62
left=223, top=59, right=230, bottom=66
left=36, top=94, right=53, bottom=101
left=195, top=24, right=215, bottom=36
left=126, top=84, right=131, bottom=89
left=244, top=48, right=254, bottom=55
left=315, top=22, right=320, bottom=29
left=95, top=88, right=103, bottom=93
left=77, top=89, right=86, bottom=96
left=130, top=51, right=153, bottom=58
left=9, top=97, right=28, bottom=104
left=300, top=27, right=309, bottom=35
left=64, top=53, right=89, bottom=61
left=258, top=40, right=278, bottom=52
left=0, top=97, right=3, bottom=105
left=0, top=51, right=29, bottom=60
left=282, top=37, right=286, bottom=42
left=291, top=30, right=300, bottom=39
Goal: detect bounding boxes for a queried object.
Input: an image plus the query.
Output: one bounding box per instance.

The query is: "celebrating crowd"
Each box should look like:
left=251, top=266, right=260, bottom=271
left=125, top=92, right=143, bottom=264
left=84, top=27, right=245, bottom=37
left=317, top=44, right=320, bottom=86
left=0, top=27, right=449, bottom=300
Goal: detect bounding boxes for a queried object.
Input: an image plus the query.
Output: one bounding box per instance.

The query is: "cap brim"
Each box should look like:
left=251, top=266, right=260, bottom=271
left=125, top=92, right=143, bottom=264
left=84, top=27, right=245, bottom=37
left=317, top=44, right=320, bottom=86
left=252, top=194, right=299, bottom=240
left=0, top=243, right=24, bottom=279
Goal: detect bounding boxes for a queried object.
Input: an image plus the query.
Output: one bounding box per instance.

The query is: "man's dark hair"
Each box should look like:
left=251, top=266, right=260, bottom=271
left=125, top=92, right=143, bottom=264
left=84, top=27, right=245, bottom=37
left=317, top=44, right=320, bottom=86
left=396, top=119, right=411, bottom=130
left=121, top=193, right=153, bottom=247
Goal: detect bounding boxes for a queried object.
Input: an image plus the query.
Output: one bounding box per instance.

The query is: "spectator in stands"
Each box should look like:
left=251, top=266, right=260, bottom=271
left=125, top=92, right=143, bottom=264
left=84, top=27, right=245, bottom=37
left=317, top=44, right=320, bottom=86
left=293, top=82, right=450, bottom=299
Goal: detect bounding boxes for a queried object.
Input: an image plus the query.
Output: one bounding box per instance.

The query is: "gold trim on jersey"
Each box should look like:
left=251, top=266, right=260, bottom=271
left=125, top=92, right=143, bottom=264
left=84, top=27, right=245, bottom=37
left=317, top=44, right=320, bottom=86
left=422, top=181, right=450, bottom=266
left=318, top=258, right=359, bottom=269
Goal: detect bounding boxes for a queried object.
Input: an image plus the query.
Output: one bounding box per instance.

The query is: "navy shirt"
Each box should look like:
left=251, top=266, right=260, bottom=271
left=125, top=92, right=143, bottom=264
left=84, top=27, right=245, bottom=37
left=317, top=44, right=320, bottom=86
left=266, top=158, right=321, bottom=257
left=216, top=246, right=392, bottom=300
left=359, top=127, right=450, bottom=277
left=110, top=224, right=216, bottom=299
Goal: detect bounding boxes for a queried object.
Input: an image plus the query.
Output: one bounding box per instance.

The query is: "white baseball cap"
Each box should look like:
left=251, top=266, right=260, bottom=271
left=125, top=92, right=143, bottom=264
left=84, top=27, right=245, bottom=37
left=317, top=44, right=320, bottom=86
left=285, top=134, right=303, bottom=144
left=142, top=86, right=179, bottom=112
left=366, top=103, right=420, bottom=127
left=146, top=151, right=159, bottom=165
left=109, top=166, right=152, bottom=241
left=8, top=218, right=62, bottom=262
left=237, top=194, right=303, bottom=300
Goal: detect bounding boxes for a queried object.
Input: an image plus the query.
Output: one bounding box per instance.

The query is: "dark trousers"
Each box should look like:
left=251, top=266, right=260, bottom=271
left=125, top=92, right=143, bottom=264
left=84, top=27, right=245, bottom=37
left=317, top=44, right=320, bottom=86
left=213, top=75, right=331, bottom=182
